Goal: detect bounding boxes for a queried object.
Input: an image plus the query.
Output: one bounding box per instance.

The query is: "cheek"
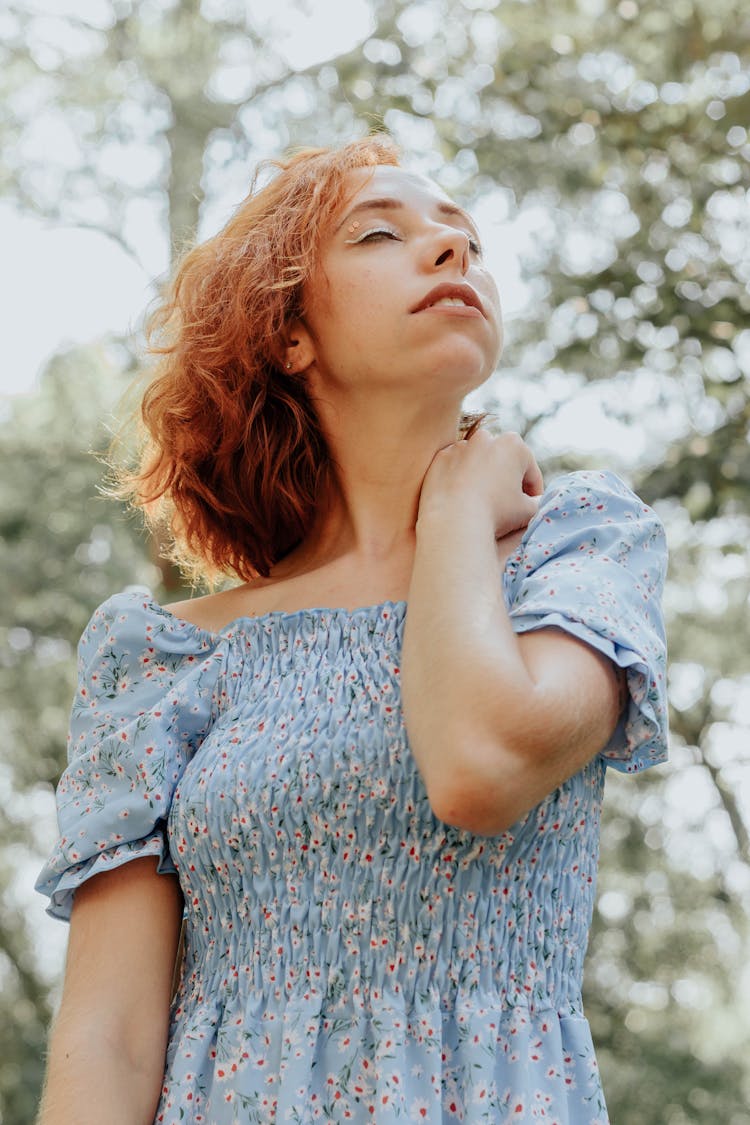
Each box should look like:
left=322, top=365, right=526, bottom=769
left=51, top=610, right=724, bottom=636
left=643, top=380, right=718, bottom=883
left=338, top=279, right=391, bottom=339
left=488, top=297, right=504, bottom=355
left=485, top=278, right=503, bottom=326
left=495, top=301, right=504, bottom=340
left=482, top=285, right=504, bottom=362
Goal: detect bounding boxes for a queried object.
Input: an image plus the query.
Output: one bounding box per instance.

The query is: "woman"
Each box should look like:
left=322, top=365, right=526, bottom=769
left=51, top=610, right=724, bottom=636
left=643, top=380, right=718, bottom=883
left=36, top=135, right=667, bottom=1124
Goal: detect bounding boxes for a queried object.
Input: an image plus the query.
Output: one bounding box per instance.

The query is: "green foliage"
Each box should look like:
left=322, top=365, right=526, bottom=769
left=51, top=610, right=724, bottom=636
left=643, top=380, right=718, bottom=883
left=1, top=0, right=749, bottom=1121
left=587, top=770, right=750, bottom=1123
left=0, top=345, right=163, bottom=1120
left=1, top=346, right=159, bottom=782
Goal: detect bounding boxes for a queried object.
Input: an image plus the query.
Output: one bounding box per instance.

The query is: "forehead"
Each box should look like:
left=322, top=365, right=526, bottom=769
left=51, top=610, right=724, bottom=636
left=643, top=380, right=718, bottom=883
left=336, top=165, right=458, bottom=218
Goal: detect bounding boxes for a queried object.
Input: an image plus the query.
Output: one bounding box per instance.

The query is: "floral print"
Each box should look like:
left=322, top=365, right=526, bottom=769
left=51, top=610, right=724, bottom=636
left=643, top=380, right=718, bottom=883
left=37, top=470, right=668, bottom=1123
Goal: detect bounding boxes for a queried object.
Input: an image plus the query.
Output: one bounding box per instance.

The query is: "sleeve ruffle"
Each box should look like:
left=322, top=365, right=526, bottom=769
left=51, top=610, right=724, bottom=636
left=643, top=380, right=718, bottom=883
left=35, top=590, right=226, bottom=920
left=503, top=470, right=669, bottom=773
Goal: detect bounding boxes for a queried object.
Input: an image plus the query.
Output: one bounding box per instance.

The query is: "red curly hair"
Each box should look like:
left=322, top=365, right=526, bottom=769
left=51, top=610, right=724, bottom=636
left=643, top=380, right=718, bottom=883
left=118, top=135, right=489, bottom=584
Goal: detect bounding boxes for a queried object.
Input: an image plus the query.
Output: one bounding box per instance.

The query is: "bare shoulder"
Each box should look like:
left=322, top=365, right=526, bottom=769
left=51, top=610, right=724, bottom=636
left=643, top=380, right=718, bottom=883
left=164, top=583, right=260, bottom=633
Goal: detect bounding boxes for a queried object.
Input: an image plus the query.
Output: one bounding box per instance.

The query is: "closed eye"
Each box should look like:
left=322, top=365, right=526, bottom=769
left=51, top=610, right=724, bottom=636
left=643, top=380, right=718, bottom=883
left=345, top=226, right=401, bottom=244
left=345, top=224, right=482, bottom=255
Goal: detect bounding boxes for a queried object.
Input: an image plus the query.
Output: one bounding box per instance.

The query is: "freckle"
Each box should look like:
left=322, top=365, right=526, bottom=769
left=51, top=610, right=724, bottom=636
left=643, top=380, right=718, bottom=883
left=348, top=221, right=360, bottom=232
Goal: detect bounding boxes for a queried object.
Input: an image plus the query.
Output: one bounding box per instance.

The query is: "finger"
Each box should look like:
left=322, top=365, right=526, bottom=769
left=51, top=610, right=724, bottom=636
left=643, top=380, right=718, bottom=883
left=522, top=456, right=545, bottom=497
left=504, top=495, right=541, bottom=534
left=490, top=432, right=543, bottom=494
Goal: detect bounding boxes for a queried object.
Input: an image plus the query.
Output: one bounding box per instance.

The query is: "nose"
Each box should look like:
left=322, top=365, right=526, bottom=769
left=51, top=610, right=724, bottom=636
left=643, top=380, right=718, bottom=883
left=430, top=225, right=471, bottom=274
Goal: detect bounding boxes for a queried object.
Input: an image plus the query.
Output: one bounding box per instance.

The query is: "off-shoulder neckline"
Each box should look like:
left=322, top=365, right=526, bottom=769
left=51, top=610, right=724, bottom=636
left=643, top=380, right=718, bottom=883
left=124, top=589, right=408, bottom=641
left=119, top=471, right=621, bottom=641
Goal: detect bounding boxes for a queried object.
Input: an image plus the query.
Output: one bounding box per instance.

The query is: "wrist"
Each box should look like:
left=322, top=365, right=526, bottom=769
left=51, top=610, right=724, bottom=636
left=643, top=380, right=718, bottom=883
left=415, top=493, right=494, bottom=538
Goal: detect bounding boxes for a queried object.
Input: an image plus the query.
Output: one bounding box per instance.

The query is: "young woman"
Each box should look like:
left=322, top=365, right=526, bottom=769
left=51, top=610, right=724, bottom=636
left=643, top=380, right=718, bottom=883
left=36, top=135, right=668, bottom=1124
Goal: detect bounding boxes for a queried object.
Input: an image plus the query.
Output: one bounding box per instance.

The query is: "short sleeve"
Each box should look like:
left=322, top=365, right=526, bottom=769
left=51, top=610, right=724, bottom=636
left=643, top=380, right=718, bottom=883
left=503, top=469, right=668, bottom=773
left=35, top=590, right=226, bottom=921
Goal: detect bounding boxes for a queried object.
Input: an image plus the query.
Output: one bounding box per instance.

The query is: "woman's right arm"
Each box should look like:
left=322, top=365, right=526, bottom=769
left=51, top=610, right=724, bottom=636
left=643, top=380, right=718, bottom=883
left=37, top=857, right=184, bottom=1125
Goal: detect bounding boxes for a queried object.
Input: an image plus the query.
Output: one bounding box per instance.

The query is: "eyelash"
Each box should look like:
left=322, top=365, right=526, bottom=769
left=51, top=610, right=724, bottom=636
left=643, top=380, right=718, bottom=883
left=348, top=226, right=400, bottom=244
left=347, top=226, right=483, bottom=255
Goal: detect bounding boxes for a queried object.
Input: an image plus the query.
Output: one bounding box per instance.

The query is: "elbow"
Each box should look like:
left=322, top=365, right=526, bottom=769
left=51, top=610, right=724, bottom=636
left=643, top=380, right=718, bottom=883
left=426, top=749, right=527, bottom=837
left=425, top=728, right=560, bottom=836
left=430, top=793, right=517, bottom=837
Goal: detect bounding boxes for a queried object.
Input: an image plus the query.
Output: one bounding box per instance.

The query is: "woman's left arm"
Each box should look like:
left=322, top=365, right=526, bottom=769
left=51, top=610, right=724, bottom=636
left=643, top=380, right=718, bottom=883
left=402, top=494, right=626, bottom=836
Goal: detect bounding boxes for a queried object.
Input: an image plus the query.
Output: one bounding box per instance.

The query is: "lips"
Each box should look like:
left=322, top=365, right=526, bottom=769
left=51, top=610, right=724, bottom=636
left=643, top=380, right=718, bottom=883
left=410, top=282, right=485, bottom=317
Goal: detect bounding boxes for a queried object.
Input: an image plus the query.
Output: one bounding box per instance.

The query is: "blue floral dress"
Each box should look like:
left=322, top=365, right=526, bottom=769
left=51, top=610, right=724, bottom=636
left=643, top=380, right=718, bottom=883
left=37, top=470, right=668, bottom=1125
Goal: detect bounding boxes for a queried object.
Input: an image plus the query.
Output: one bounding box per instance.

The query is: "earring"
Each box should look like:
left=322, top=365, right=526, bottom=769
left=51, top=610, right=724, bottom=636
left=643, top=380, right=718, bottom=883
left=285, top=361, right=292, bottom=370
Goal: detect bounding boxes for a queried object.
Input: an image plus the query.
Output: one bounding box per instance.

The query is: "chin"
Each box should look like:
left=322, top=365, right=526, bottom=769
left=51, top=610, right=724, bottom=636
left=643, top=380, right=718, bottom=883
left=427, top=350, right=497, bottom=388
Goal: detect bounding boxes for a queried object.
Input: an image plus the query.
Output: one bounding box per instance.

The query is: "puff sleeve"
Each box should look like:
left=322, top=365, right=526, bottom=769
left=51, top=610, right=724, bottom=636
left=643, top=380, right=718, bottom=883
left=35, top=590, right=226, bottom=921
left=503, top=469, right=668, bottom=772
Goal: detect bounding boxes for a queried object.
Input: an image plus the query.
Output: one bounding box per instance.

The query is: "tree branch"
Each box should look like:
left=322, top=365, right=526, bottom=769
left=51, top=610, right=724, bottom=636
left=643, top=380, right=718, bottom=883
left=702, top=752, right=750, bottom=867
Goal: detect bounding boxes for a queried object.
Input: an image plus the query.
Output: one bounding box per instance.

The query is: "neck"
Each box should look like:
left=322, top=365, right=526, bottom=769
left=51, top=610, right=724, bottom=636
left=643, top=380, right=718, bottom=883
left=279, top=403, right=464, bottom=574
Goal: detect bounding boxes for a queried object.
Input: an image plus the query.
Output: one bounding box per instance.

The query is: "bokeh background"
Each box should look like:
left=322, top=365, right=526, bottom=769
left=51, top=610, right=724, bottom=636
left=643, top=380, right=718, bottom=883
left=2, top=0, right=749, bottom=1121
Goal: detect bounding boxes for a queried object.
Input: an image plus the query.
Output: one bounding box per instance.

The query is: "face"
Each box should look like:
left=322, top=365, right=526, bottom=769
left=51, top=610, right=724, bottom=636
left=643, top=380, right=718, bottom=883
left=290, top=166, right=503, bottom=406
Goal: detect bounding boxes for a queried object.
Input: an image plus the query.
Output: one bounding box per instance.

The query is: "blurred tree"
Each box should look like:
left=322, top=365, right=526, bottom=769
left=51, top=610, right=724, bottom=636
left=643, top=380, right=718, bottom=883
left=1, top=0, right=748, bottom=1121
left=0, top=344, right=161, bottom=1122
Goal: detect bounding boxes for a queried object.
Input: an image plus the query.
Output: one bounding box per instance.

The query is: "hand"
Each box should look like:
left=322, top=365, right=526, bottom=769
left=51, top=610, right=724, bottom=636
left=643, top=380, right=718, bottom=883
left=417, top=428, right=544, bottom=540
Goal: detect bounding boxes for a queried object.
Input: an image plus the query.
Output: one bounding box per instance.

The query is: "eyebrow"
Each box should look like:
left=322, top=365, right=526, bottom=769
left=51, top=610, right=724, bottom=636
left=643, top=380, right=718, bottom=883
left=336, top=196, right=480, bottom=240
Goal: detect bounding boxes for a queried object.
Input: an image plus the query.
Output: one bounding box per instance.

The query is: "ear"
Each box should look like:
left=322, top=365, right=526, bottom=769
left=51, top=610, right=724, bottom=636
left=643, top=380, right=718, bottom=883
left=282, top=319, right=317, bottom=375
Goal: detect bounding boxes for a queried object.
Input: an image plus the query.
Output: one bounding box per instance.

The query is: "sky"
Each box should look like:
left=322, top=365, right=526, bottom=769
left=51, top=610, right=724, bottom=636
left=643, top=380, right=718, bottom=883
left=1, top=0, right=376, bottom=398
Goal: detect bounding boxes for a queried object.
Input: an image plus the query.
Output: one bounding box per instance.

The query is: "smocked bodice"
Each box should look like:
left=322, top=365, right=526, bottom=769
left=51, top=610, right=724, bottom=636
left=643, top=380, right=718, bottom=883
left=171, top=606, right=602, bottom=1021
